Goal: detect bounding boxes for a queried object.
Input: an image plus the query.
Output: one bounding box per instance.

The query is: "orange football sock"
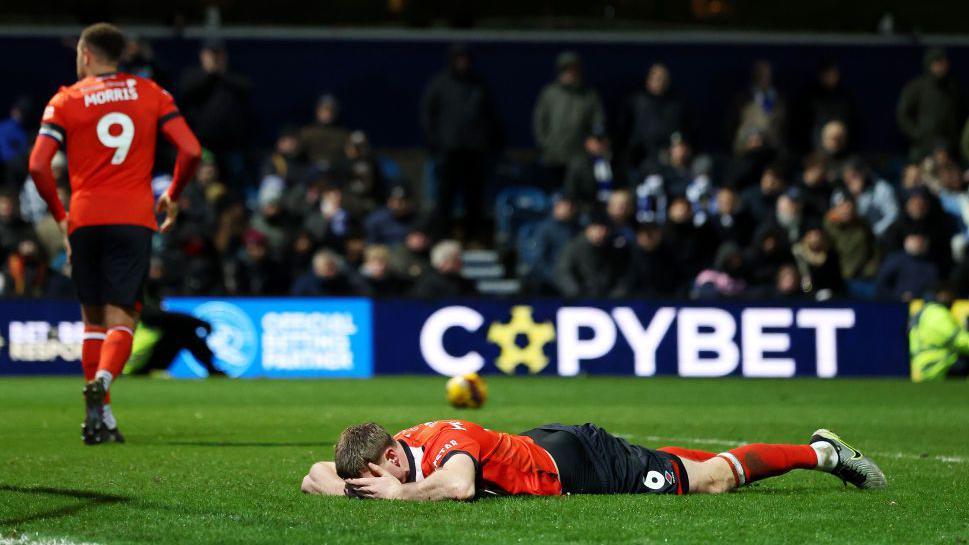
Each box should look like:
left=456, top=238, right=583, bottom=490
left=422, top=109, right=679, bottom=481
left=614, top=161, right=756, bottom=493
left=82, top=325, right=109, bottom=403
left=717, top=443, right=819, bottom=486
left=96, top=326, right=134, bottom=390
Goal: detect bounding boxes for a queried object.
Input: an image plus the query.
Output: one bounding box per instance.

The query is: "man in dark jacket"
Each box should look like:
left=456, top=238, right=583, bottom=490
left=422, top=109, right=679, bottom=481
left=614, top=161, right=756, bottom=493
left=619, top=63, right=689, bottom=169
left=564, top=125, right=622, bottom=208
left=411, top=240, right=477, bottom=298
left=365, top=185, right=418, bottom=246
left=897, top=48, right=964, bottom=160
left=523, top=195, right=580, bottom=294
left=555, top=211, right=631, bottom=298
left=628, top=221, right=679, bottom=297
left=421, top=44, right=501, bottom=243
left=179, top=40, right=252, bottom=187
left=291, top=250, right=365, bottom=297
left=876, top=230, right=939, bottom=301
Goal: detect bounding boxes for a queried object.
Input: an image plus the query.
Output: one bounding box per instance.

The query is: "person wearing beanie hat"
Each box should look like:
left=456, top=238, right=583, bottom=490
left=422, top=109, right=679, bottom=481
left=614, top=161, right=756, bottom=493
left=897, top=46, right=963, bottom=160
left=533, top=50, right=605, bottom=184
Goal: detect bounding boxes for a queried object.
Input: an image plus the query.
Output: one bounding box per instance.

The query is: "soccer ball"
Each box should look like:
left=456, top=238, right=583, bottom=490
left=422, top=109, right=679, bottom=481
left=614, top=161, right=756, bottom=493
left=445, top=373, right=488, bottom=409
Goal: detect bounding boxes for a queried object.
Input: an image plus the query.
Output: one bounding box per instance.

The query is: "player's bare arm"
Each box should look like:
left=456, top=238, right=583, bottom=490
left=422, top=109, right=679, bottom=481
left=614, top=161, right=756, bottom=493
left=346, top=455, right=476, bottom=501
left=300, top=462, right=347, bottom=496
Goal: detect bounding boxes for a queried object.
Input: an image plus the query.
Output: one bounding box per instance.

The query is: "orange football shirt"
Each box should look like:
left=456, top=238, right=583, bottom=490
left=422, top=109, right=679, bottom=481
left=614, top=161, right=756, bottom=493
left=394, top=420, right=563, bottom=496
left=40, top=72, right=180, bottom=233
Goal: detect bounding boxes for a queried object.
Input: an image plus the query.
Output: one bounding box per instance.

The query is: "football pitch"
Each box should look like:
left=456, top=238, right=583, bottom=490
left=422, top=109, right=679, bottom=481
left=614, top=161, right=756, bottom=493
left=0, top=377, right=967, bottom=545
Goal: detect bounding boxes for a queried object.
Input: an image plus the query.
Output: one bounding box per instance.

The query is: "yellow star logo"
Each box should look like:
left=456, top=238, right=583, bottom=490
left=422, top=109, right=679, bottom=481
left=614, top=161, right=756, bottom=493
left=487, top=306, right=555, bottom=374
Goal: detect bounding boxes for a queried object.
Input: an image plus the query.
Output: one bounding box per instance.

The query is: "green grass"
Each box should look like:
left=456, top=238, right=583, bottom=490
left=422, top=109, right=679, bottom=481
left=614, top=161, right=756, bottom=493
left=0, top=377, right=967, bottom=545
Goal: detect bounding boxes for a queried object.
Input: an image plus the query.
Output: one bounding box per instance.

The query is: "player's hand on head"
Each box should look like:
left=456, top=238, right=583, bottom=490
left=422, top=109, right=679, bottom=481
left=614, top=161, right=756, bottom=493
left=156, top=193, right=179, bottom=233
left=344, top=463, right=403, bottom=500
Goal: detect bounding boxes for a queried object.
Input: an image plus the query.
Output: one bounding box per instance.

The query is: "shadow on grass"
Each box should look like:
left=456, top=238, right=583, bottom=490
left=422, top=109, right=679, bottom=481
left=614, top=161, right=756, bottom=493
left=156, top=440, right=333, bottom=448
left=0, top=485, right=130, bottom=526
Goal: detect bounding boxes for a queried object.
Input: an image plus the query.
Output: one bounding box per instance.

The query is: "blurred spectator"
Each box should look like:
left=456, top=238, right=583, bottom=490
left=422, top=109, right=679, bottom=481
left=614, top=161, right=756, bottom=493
left=935, top=160, right=969, bottom=261
left=0, top=192, right=32, bottom=262
left=555, top=211, right=631, bottom=298
left=876, top=230, right=938, bottom=301
left=755, top=188, right=807, bottom=247
left=823, top=192, right=880, bottom=282
left=179, top=150, right=230, bottom=227
left=897, top=48, right=963, bottom=160
left=882, top=187, right=954, bottom=276
left=798, top=60, right=855, bottom=150
left=251, top=177, right=293, bottom=257
left=637, top=133, right=695, bottom=200
left=291, top=250, right=364, bottom=296
left=120, top=36, right=169, bottom=87
left=411, top=240, right=477, bottom=297
left=365, top=184, right=418, bottom=245
left=619, top=63, right=688, bottom=169
left=229, top=229, right=289, bottom=295
left=726, top=126, right=776, bottom=190
left=815, top=120, right=850, bottom=181
left=710, top=187, right=754, bottom=247
left=791, top=227, right=844, bottom=298
left=262, top=127, right=304, bottom=185
left=773, top=263, right=804, bottom=299
left=298, top=94, right=349, bottom=168
left=180, top=40, right=252, bottom=187
left=421, top=44, right=501, bottom=243
left=0, top=96, right=31, bottom=183
left=743, top=227, right=794, bottom=288
left=663, top=197, right=717, bottom=285
left=303, top=184, right=351, bottom=252
left=606, top=190, right=636, bottom=243
left=524, top=194, right=579, bottom=294
left=730, top=60, right=787, bottom=154
left=360, top=244, right=408, bottom=296
left=334, top=131, right=385, bottom=215
left=564, top=125, right=619, bottom=207
left=533, top=51, right=605, bottom=185
left=740, top=161, right=788, bottom=224
left=628, top=221, right=678, bottom=296
left=693, top=242, right=747, bottom=299
left=1, top=238, right=71, bottom=298
left=798, top=153, right=833, bottom=221
left=839, top=158, right=898, bottom=238
left=389, top=223, right=434, bottom=281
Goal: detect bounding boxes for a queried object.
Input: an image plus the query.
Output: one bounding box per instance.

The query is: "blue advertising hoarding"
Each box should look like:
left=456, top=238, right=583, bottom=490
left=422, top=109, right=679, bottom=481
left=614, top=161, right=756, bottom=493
left=163, top=298, right=373, bottom=379
left=373, top=300, right=909, bottom=377
left=0, top=300, right=82, bottom=375
left=0, top=298, right=909, bottom=378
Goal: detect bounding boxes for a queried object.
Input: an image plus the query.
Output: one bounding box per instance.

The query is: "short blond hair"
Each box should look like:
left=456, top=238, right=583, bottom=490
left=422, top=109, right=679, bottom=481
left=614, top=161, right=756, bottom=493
left=334, top=423, right=395, bottom=479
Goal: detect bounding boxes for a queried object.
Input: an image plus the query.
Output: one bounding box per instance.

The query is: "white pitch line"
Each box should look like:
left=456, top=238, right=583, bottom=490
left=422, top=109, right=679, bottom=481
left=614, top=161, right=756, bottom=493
left=623, top=434, right=968, bottom=465
left=0, top=535, right=101, bottom=545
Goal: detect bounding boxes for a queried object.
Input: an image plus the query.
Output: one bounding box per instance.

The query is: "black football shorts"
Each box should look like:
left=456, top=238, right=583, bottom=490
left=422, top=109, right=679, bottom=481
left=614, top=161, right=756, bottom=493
left=69, top=224, right=153, bottom=308
left=522, top=423, right=688, bottom=495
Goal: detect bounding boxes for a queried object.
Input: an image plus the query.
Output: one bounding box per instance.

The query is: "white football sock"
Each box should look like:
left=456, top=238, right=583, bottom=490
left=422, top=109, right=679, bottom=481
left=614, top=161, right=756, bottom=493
left=94, top=370, right=113, bottom=390
left=811, top=441, right=838, bottom=471
left=102, top=404, right=117, bottom=430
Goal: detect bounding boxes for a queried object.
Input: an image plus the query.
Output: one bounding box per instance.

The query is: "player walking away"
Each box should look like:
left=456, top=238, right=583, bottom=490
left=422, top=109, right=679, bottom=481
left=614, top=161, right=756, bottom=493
left=28, top=23, right=202, bottom=444
left=301, top=420, right=886, bottom=500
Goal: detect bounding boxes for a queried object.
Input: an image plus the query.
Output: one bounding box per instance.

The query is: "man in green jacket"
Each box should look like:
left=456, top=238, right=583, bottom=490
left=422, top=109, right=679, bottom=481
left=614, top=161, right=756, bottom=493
left=533, top=51, right=605, bottom=184
left=910, top=283, right=969, bottom=382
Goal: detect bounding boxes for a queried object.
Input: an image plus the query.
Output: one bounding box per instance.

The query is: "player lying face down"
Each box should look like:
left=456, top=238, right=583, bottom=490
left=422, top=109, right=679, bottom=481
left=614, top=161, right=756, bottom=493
left=301, top=420, right=886, bottom=500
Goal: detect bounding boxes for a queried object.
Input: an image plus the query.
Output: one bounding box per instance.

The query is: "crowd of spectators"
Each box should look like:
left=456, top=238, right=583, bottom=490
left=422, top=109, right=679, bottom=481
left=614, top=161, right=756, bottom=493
left=1, top=39, right=969, bottom=302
